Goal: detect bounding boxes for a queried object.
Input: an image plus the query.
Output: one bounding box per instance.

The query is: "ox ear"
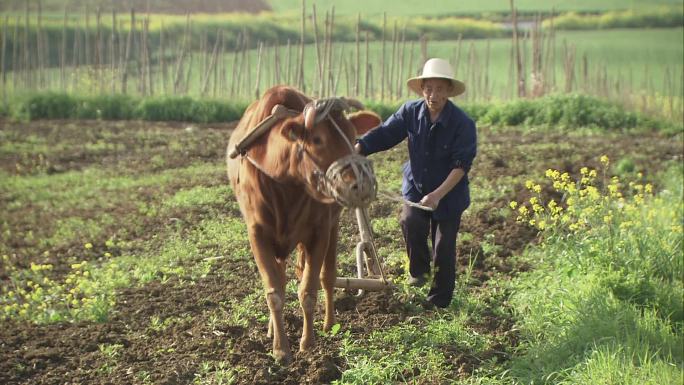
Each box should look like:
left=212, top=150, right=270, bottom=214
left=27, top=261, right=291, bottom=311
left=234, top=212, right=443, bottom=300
left=347, top=111, right=382, bottom=137
left=281, top=120, right=305, bottom=142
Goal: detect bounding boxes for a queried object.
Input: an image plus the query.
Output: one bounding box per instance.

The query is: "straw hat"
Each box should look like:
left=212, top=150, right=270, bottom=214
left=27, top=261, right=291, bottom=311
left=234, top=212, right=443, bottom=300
left=406, top=58, right=465, bottom=97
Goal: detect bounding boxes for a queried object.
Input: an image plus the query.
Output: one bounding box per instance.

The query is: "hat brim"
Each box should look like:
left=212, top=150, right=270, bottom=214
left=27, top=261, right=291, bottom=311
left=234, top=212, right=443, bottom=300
left=406, top=76, right=465, bottom=97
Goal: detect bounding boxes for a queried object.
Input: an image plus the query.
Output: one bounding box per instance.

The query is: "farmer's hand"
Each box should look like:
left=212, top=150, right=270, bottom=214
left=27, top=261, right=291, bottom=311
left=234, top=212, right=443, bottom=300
left=419, top=192, right=440, bottom=210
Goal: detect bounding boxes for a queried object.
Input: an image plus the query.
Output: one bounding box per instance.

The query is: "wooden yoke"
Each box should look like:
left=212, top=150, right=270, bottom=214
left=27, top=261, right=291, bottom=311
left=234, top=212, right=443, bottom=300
left=228, top=104, right=299, bottom=159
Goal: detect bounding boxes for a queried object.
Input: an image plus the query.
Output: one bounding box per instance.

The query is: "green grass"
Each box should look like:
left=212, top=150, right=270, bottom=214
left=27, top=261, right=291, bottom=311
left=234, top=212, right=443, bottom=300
left=504, top=162, right=683, bottom=384
left=267, top=0, right=683, bottom=16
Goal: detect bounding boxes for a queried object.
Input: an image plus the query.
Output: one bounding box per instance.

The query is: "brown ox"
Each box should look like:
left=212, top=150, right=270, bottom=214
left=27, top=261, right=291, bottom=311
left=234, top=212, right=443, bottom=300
left=226, top=86, right=381, bottom=363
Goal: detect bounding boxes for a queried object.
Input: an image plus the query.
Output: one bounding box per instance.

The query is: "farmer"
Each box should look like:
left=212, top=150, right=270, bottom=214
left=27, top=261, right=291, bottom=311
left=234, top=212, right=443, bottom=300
left=355, top=58, right=477, bottom=308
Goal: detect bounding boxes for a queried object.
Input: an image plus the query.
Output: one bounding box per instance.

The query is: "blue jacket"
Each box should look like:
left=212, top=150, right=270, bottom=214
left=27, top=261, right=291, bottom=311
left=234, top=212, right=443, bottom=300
left=357, top=99, right=477, bottom=220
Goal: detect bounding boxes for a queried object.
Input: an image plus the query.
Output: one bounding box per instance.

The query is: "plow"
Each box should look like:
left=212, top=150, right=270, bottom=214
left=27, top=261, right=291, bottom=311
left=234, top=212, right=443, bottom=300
left=334, top=207, right=391, bottom=294
left=334, top=199, right=434, bottom=294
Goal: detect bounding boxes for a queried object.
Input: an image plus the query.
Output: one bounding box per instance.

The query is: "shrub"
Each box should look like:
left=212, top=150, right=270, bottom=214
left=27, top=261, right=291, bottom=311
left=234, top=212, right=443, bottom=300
left=75, top=94, right=139, bottom=120
left=12, top=92, right=77, bottom=121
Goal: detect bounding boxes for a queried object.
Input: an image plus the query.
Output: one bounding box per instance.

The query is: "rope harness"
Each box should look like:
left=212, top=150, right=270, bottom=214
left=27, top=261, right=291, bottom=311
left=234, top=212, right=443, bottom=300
left=229, top=97, right=377, bottom=208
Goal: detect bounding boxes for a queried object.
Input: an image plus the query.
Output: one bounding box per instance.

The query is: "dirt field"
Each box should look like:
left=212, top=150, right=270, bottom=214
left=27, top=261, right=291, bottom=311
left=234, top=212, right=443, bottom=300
left=0, top=118, right=681, bottom=384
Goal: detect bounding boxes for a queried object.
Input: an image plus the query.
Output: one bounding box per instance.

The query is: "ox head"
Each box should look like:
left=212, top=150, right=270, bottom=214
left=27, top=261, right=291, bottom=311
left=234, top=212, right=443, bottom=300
left=280, top=98, right=381, bottom=207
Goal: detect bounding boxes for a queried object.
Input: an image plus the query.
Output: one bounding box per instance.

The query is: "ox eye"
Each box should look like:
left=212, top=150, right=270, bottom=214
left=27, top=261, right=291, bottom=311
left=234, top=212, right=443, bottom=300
left=311, top=136, right=324, bottom=146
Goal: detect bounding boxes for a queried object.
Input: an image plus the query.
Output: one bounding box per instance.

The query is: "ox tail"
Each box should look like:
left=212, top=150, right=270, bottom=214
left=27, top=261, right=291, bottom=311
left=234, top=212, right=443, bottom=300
left=295, top=243, right=305, bottom=281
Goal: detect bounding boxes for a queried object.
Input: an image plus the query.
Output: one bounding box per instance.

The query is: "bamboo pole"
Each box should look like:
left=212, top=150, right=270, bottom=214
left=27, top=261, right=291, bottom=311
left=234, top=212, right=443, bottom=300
left=217, top=32, right=225, bottom=96
left=42, top=13, right=50, bottom=90
left=173, top=14, right=190, bottom=94
left=201, top=30, right=221, bottom=96
left=388, top=20, right=397, bottom=98
left=37, top=1, right=44, bottom=90
left=333, top=44, right=344, bottom=95
left=311, top=5, right=323, bottom=96
left=562, top=39, right=575, bottom=93
left=396, top=25, right=406, bottom=100
left=543, top=8, right=555, bottom=94
left=355, top=13, right=360, bottom=97
left=380, top=12, right=386, bottom=101
left=406, top=40, right=415, bottom=98
left=452, top=34, right=462, bottom=78
left=297, top=0, right=305, bottom=92
left=484, top=40, right=491, bottom=101
left=364, top=30, right=369, bottom=99
left=1, top=16, right=7, bottom=105
left=419, top=33, right=428, bottom=66
left=96, top=7, right=104, bottom=93
left=510, top=0, right=525, bottom=98
left=244, top=32, right=251, bottom=98
left=184, top=52, right=193, bottom=95
left=84, top=6, right=90, bottom=66
left=120, top=9, right=134, bottom=94
left=327, top=7, right=335, bottom=96
left=322, top=10, right=329, bottom=96
left=72, top=19, right=80, bottom=92
left=145, top=17, right=153, bottom=96
left=110, top=10, right=117, bottom=93
left=11, top=16, right=18, bottom=91
left=22, top=4, right=30, bottom=90
left=138, top=18, right=148, bottom=96
left=254, top=41, right=263, bottom=99
left=285, top=38, right=292, bottom=85
left=159, top=19, right=166, bottom=94
left=237, top=30, right=247, bottom=97
left=230, top=31, right=241, bottom=97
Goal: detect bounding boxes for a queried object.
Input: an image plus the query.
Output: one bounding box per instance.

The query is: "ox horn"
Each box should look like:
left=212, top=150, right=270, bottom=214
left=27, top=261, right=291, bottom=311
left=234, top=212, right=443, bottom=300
left=304, top=103, right=317, bottom=130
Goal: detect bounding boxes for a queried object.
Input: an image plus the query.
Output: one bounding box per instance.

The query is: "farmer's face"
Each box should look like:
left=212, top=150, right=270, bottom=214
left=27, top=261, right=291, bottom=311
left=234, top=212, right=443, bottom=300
left=421, top=78, right=452, bottom=116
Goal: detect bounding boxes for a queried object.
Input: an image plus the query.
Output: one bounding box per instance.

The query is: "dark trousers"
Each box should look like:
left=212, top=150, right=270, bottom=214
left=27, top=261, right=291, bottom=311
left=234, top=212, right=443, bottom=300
left=400, top=204, right=461, bottom=308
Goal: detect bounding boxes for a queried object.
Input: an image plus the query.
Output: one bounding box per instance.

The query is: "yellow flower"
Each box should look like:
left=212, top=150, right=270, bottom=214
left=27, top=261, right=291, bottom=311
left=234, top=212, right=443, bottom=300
left=537, top=221, right=547, bottom=230
left=533, top=184, right=542, bottom=194
left=600, top=155, right=609, bottom=165
left=525, top=180, right=534, bottom=190
left=84, top=243, right=93, bottom=250
left=580, top=167, right=588, bottom=175
left=603, top=215, right=612, bottom=224
left=509, top=201, right=518, bottom=209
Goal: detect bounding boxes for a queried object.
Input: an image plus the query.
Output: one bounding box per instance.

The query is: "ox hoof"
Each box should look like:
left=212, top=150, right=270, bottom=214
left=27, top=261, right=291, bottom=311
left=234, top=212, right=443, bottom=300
left=273, top=349, right=293, bottom=365
left=299, top=337, right=315, bottom=352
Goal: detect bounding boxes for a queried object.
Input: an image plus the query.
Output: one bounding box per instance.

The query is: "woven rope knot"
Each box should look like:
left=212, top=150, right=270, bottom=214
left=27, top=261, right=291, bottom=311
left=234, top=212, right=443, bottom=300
left=323, top=153, right=377, bottom=208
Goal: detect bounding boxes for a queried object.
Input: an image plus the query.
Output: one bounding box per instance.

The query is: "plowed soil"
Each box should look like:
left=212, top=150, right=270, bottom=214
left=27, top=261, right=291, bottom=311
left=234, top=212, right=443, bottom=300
left=1, top=118, right=680, bottom=384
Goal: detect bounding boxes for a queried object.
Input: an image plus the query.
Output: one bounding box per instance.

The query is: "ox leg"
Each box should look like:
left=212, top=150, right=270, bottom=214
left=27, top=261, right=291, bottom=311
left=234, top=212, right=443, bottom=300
left=320, top=225, right=338, bottom=332
left=298, top=242, right=326, bottom=352
left=251, top=240, right=291, bottom=364
left=268, top=257, right=288, bottom=340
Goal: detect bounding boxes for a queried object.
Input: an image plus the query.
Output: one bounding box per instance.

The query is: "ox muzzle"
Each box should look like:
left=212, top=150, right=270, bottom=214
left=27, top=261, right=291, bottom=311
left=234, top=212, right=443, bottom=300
left=303, top=98, right=377, bottom=208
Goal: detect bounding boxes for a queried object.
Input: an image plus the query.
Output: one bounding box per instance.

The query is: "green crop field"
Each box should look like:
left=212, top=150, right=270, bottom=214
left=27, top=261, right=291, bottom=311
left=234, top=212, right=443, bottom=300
left=267, top=0, right=684, bottom=16
left=5, top=27, right=679, bottom=121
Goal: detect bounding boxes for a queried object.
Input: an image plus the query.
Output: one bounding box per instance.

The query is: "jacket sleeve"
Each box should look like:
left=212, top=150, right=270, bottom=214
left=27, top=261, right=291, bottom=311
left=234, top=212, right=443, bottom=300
left=357, top=103, right=409, bottom=156
left=450, top=116, right=477, bottom=173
